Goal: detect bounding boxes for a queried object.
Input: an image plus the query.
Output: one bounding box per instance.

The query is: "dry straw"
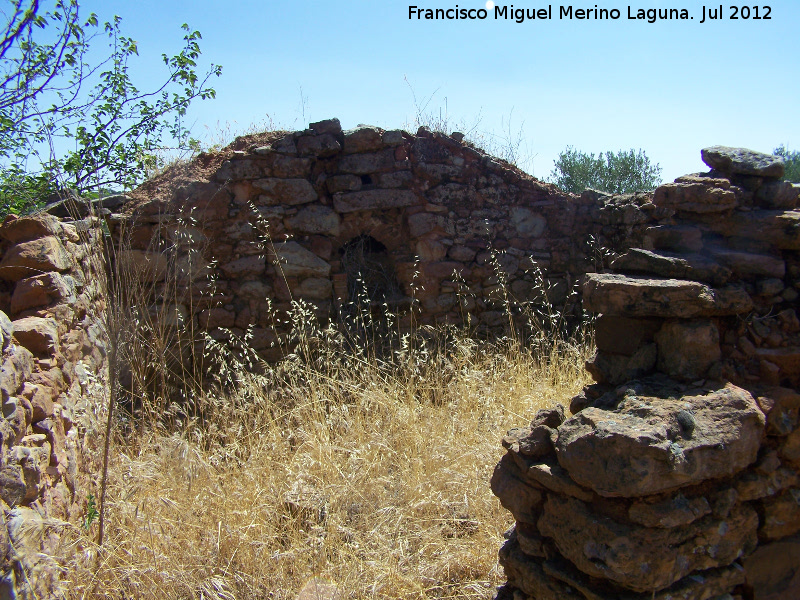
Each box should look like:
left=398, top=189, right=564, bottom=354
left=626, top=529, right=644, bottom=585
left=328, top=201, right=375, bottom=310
left=44, top=167, right=594, bottom=599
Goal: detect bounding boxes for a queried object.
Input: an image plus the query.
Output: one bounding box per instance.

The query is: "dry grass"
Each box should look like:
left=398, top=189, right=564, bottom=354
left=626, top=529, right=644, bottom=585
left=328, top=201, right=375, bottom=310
left=43, top=210, right=593, bottom=599
left=58, top=320, right=590, bottom=599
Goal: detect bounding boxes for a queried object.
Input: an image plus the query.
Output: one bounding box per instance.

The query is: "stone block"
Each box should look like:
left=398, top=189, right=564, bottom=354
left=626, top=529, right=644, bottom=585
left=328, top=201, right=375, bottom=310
left=759, top=488, right=800, bottom=540
left=538, top=494, right=757, bottom=592
left=415, top=239, right=446, bottom=261
left=708, top=210, right=800, bottom=250
left=326, top=174, right=361, bottom=193
left=198, top=307, right=236, bottom=329
left=269, top=241, right=331, bottom=277
left=343, top=126, right=383, bottom=153
left=253, top=178, right=317, bottom=205
left=0, top=236, right=71, bottom=281
left=510, top=207, right=546, bottom=238
left=709, top=248, right=785, bottom=279
left=585, top=344, right=656, bottom=385
left=333, top=189, right=418, bottom=213
left=756, top=180, right=799, bottom=209
left=593, top=315, right=661, bottom=356
left=116, top=249, right=169, bottom=281
left=10, top=273, right=77, bottom=315
left=407, top=212, right=451, bottom=238
left=266, top=155, right=312, bottom=178
left=0, top=215, right=61, bottom=244
left=655, top=320, right=721, bottom=381
left=755, top=347, right=800, bottom=387
left=701, top=145, right=785, bottom=178
left=220, top=255, right=265, bottom=278
left=296, top=133, right=341, bottom=157
left=611, top=249, right=731, bottom=286
left=555, top=383, right=765, bottom=497
left=583, top=274, right=754, bottom=318
left=285, top=205, right=341, bottom=236
left=294, top=277, right=332, bottom=299
left=12, top=317, right=58, bottom=357
left=743, top=536, right=800, bottom=600
left=644, top=225, right=704, bottom=252
left=336, top=149, right=394, bottom=174
left=653, top=181, right=737, bottom=213
left=0, top=311, right=13, bottom=350
left=309, top=118, right=342, bottom=135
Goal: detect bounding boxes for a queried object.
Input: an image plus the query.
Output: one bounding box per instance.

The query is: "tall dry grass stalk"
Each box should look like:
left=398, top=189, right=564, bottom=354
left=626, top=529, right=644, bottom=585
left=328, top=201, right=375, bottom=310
left=53, top=210, right=594, bottom=599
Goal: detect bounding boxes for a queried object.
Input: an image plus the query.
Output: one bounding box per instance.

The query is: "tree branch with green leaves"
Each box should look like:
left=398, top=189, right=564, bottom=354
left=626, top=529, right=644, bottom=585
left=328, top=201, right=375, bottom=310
left=549, top=146, right=662, bottom=195
left=0, top=0, right=222, bottom=215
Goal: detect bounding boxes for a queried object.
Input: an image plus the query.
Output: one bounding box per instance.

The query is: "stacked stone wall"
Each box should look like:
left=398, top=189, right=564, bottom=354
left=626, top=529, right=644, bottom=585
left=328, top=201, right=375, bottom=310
left=109, top=118, right=658, bottom=359
left=492, top=147, right=800, bottom=599
left=0, top=214, right=107, bottom=592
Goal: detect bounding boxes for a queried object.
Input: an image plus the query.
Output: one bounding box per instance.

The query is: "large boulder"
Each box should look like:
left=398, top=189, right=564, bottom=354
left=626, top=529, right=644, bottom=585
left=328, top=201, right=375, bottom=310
left=583, top=274, right=753, bottom=318
left=701, top=146, right=785, bottom=178
left=555, top=382, right=765, bottom=497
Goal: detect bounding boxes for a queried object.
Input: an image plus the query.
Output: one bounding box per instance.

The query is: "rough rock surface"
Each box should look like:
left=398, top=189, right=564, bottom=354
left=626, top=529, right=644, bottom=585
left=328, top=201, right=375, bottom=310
left=538, top=494, right=757, bottom=591
left=0, top=214, right=107, bottom=598
left=555, top=383, right=764, bottom=497
left=701, top=145, right=785, bottom=178
left=492, top=145, right=800, bottom=600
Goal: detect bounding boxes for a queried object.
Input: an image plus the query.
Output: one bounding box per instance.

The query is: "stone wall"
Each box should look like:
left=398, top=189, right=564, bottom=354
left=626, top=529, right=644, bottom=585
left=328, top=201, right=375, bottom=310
left=110, top=118, right=657, bottom=359
left=0, top=214, right=107, bottom=593
left=492, top=147, right=800, bottom=600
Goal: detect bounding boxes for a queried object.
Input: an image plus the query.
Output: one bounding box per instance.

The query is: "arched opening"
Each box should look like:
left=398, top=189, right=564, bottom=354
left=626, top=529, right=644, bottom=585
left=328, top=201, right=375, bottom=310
left=339, top=234, right=402, bottom=307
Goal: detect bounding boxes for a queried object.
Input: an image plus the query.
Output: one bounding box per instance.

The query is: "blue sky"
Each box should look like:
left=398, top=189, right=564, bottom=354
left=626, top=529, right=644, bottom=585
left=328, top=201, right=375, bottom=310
left=82, top=0, right=799, bottom=183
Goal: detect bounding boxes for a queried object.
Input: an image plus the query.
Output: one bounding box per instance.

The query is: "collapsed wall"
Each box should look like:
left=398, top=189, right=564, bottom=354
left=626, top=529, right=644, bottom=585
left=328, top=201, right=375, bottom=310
left=0, top=116, right=797, bottom=599
left=110, top=118, right=655, bottom=359
left=0, top=214, right=108, bottom=591
left=492, top=147, right=800, bottom=600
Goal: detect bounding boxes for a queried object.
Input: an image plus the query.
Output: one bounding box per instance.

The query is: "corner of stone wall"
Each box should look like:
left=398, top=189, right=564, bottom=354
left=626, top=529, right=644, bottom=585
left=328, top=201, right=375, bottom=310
left=492, top=146, right=800, bottom=600
left=0, top=212, right=109, bottom=595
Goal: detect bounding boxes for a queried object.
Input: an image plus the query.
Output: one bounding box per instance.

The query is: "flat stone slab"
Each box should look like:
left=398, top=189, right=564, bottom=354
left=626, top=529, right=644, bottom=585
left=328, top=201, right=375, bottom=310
left=701, top=145, right=785, bottom=178
left=709, top=247, right=785, bottom=279
left=332, top=189, right=418, bottom=213
left=708, top=209, right=800, bottom=250
left=611, top=248, right=731, bottom=285
left=555, top=382, right=765, bottom=498
left=268, top=241, right=330, bottom=277
left=583, top=273, right=753, bottom=318
left=501, top=535, right=746, bottom=600
left=538, top=494, right=757, bottom=592
left=653, top=180, right=737, bottom=213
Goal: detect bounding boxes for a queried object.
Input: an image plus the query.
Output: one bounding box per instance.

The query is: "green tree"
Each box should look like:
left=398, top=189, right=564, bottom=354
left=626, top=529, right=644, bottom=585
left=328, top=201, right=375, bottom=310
left=0, top=0, right=221, bottom=215
left=774, top=145, right=800, bottom=183
left=549, top=146, right=662, bottom=195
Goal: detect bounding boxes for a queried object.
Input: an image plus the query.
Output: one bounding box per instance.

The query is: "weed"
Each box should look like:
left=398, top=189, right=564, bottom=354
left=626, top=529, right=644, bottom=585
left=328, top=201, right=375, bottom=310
left=82, top=494, right=99, bottom=532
